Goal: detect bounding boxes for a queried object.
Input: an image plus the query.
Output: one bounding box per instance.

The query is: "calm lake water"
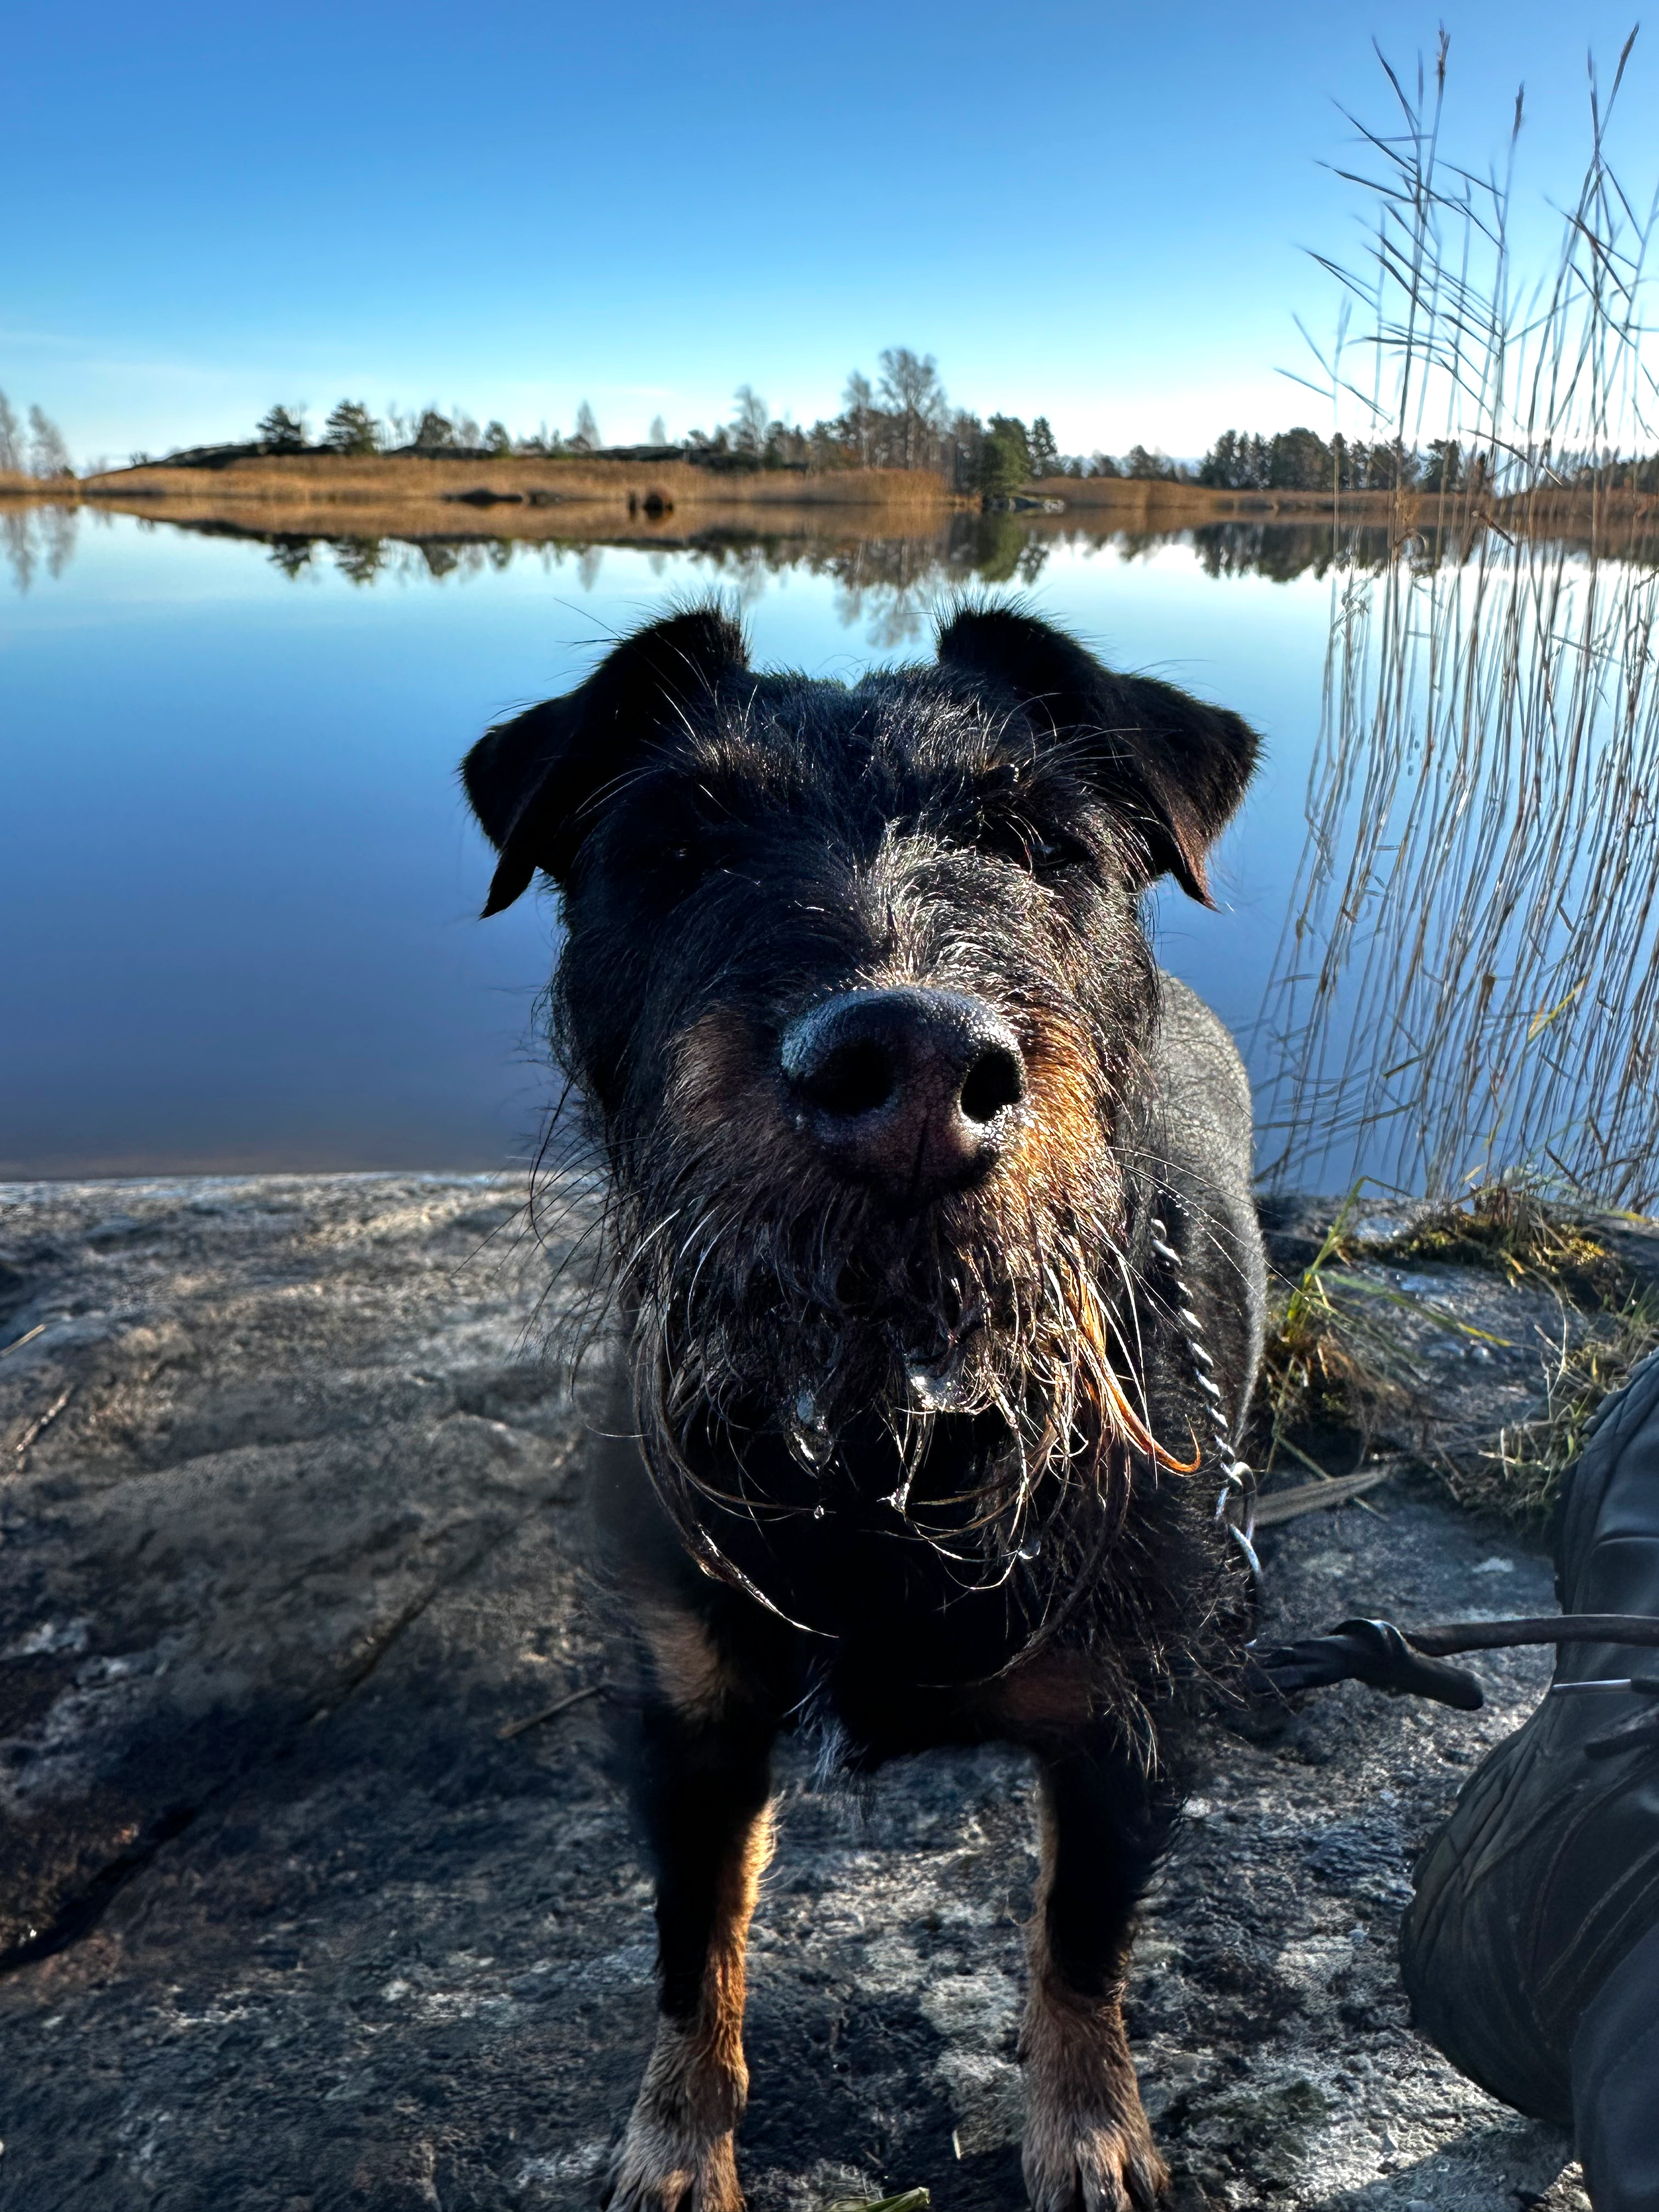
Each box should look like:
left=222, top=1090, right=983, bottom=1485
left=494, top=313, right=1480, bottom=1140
left=2, top=505, right=1336, bottom=1182
left=0, top=500, right=1556, bottom=1190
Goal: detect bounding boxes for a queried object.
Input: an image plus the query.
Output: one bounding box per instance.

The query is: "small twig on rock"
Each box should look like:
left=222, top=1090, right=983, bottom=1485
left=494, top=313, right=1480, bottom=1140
left=1, top=1323, right=47, bottom=1358
left=1253, top=1464, right=1396, bottom=1526
left=827, top=2194, right=930, bottom=2211
left=497, top=1680, right=604, bottom=1740
left=10, top=1383, right=74, bottom=1465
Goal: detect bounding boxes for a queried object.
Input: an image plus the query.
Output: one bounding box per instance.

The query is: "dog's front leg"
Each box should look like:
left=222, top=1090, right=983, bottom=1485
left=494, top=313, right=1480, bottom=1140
left=606, top=1671, right=776, bottom=2212
left=1020, top=1744, right=1177, bottom=2212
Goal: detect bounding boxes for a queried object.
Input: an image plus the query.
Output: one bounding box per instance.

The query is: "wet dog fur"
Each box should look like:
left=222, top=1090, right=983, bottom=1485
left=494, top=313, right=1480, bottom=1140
left=464, top=603, right=1267, bottom=2210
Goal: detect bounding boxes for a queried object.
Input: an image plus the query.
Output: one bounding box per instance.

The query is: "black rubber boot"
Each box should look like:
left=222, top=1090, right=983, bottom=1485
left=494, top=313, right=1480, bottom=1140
left=1400, top=1347, right=1659, bottom=2199
left=1571, top=1915, right=1659, bottom=2211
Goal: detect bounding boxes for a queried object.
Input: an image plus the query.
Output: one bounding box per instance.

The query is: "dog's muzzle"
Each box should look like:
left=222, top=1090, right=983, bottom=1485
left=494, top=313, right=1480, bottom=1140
left=780, top=986, right=1026, bottom=1207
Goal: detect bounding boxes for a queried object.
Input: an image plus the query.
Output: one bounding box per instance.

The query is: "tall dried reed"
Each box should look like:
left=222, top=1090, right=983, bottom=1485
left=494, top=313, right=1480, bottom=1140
left=1256, top=33, right=1659, bottom=1207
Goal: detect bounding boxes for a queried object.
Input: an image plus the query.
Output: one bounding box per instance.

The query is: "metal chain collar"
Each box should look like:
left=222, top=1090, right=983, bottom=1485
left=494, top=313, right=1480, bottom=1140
left=1149, top=1213, right=1261, bottom=1579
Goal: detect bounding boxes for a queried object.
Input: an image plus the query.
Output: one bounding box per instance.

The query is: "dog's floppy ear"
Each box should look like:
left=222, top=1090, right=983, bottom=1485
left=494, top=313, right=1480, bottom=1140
left=462, top=607, right=748, bottom=915
left=935, top=605, right=1259, bottom=905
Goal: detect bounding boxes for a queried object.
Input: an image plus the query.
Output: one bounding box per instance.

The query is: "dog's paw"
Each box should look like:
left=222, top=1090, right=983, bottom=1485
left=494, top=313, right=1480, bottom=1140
left=1022, top=2107, right=1170, bottom=2212
left=601, top=2114, right=743, bottom=2212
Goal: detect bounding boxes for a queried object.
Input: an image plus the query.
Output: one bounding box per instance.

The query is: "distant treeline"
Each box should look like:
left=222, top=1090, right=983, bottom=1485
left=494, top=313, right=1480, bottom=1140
left=1194, top=425, right=1659, bottom=496
left=241, top=354, right=1072, bottom=497
left=236, top=367, right=1247, bottom=497
left=242, top=380, right=1659, bottom=503
left=1194, top=427, right=1475, bottom=493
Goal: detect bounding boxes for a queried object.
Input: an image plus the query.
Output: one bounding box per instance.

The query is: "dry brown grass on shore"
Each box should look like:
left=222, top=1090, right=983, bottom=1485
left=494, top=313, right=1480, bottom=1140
left=1389, top=1189, right=1659, bottom=1521
left=57, top=459, right=1437, bottom=526
left=58, top=452, right=975, bottom=516
left=9, top=454, right=1652, bottom=543
left=1252, top=1187, right=1659, bottom=1527
left=1386, top=1184, right=1630, bottom=1307
left=1032, top=472, right=1659, bottom=537
left=0, top=457, right=1384, bottom=523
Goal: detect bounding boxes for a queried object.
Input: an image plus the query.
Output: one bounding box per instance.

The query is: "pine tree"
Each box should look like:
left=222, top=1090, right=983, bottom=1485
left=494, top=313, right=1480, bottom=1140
left=978, top=415, right=1032, bottom=496
left=321, top=400, right=381, bottom=455
left=1266, top=426, right=1332, bottom=490
left=257, top=405, right=308, bottom=453
left=1125, top=444, right=1177, bottom=482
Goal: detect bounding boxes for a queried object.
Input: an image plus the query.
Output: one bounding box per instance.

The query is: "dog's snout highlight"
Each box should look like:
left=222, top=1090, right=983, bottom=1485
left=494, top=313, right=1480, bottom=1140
left=781, top=987, right=1026, bottom=1204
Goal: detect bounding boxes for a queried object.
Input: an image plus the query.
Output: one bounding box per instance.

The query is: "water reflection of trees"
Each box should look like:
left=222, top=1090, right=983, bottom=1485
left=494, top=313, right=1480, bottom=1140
left=1190, top=523, right=1365, bottom=583
left=223, top=511, right=1071, bottom=637
left=27, top=504, right=1622, bottom=606
left=242, top=515, right=1646, bottom=612
left=263, top=519, right=1067, bottom=605
left=675, top=515, right=1053, bottom=643
left=2, top=502, right=78, bottom=591
left=12, top=505, right=1659, bottom=604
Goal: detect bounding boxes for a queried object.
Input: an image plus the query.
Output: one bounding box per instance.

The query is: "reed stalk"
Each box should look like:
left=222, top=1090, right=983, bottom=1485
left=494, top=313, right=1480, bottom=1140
left=1256, top=32, right=1659, bottom=1209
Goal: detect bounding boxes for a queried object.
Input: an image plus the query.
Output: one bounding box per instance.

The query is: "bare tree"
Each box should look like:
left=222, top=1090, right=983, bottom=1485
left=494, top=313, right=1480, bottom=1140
left=573, top=400, right=601, bottom=451
left=730, top=385, right=770, bottom=455
left=877, top=347, right=946, bottom=469
left=27, top=405, right=71, bottom=479
left=842, top=371, right=874, bottom=465
left=648, top=413, right=668, bottom=445
left=0, top=391, right=21, bottom=473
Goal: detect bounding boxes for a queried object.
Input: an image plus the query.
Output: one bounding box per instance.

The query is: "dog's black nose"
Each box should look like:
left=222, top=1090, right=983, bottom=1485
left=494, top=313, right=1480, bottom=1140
left=781, top=987, right=1026, bottom=1204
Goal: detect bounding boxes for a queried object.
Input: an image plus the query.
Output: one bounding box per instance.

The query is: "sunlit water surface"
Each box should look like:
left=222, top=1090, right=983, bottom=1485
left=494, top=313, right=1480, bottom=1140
left=2, top=511, right=1330, bottom=1178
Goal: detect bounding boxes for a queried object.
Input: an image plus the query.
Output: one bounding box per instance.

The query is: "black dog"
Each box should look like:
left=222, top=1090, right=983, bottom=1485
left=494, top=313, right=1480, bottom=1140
left=464, top=605, right=1266, bottom=2211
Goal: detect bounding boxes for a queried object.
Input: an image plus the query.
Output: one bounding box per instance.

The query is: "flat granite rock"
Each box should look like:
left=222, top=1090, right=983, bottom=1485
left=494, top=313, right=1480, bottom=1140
left=0, top=1175, right=1592, bottom=2211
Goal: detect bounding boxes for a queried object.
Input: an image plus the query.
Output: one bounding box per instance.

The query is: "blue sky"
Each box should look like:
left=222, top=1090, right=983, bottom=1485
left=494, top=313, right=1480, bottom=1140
left=3, top=0, right=1652, bottom=466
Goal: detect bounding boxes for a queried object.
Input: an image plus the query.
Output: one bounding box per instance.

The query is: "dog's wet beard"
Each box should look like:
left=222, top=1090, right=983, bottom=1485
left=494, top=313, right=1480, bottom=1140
left=611, top=1032, right=1183, bottom=1625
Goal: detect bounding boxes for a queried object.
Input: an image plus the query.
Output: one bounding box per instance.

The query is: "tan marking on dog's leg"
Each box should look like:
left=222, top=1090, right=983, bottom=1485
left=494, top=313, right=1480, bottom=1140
left=635, top=1600, right=741, bottom=1726
left=1020, top=1796, right=1170, bottom=2212
left=607, top=1804, right=774, bottom=2212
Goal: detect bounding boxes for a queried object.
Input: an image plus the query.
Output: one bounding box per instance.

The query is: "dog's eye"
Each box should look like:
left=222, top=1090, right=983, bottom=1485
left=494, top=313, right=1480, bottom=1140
left=975, top=814, right=1035, bottom=865
left=641, top=837, right=706, bottom=888
left=978, top=814, right=1088, bottom=877
left=1031, top=821, right=1099, bottom=874
left=641, top=826, right=743, bottom=899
